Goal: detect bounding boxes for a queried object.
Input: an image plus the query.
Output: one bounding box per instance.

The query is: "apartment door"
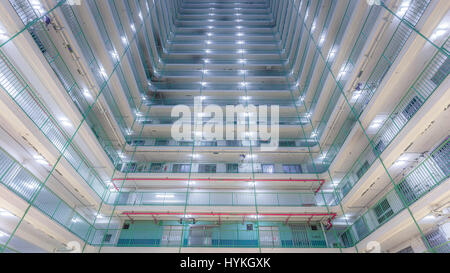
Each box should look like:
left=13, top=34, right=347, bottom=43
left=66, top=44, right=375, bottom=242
left=290, top=224, right=310, bottom=247
left=161, top=226, right=182, bottom=247
left=188, top=226, right=212, bottom=247
left=259, top=226, right=281, bottom=248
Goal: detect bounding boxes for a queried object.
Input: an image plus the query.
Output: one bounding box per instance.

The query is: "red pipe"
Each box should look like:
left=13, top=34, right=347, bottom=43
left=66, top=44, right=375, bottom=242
left=122, top=212, right=336, bottom=217
left=113, top=178, right=325, bottom=183
left=314, top=179, right=325, bottom=193
left=326, top=214, right=337, bottom=230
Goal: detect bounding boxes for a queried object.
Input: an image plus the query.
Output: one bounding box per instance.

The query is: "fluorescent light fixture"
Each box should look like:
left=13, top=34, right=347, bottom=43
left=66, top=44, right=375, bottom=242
left=0, top=208, right=14, bottom=217
left=121, top=36, right=128, bottom=45
left=0, top=29, right=8, bottom=42
left=396, top=0, right=411, bottom=17
left=367, top=114, right=388, bottom=134
left=99, top=67, right=107, bottom=78
left=59, top=118, right=72, bottom=128
left=241, top=96, right=251, bottom=100
left=350, top=91, right=362, bottom=103
left=430, top=22, right=448, bottom=41
left=319, top=33, right=326, bottom=46
left=328, top=47, right=337, bottom=60
left=237, top=40, right=245, bottom=45
left=130, top=24, right=136, bottom=32
left=156, top=194, right=174, bottom=198
left=0, top=230, right=8, bottom=237
left=83, top=89, right=92, bottom=99
left=110, top=50, right=119, bottom=60
left=34, top=155, right=48, bottom=165
left=390, top=153, right=420, bottom=169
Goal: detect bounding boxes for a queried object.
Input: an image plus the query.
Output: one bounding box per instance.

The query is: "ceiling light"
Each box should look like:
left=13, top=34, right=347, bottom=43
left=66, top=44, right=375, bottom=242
left=121, top=36, right=128, bottom=45
left=0, top=208, right=14, bottom=217
left=156, top=194, right=175, bottom=198
left=83, top=89, right=92, bottom=99
left=367, top=114, right=388, bottom=134
left=34, top=155, right=49, bottom=165
left=0, top=29, right=8, bottom=42
left=59, top=118, right=72, bottom=128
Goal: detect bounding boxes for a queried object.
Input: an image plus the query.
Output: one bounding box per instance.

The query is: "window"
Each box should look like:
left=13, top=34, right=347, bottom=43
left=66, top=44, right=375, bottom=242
left=283, top=165, right=302, bottom=173
left=103, top=234, right=112, bottom=243
left=150, top=163, right=163, bottom=172
left=397, top=246, right=414, bottom=253
left=126, top=163, right=137, bottom=172
left=430, top=56, right=450, bottom=86
left=431, top=137, right=449, bottom=175
left=227, top=163, right=239, bottom=173
left=226, top=140, right=241, bottom=146
left=373, top=198, right=394, bottom=224
left=173, top=164, right=191, bottom=173
left=262, top=164, right=274, bottom=173
left=423, top=229, right=450, bottom=253
left=402, top=96, right=423, bottom=121
left=279, top=140, right=296, bottom=147
left=353, top=218, right=369, bottom=239
left=374, top=140, right=385, bottom=155
left=123, top=223, right=130, bottom=230
left=356, top=161, right=370, bottom=179
left=199, top=164, right=216, bottom=173
left=132, top=140, right=145, bottom=145
left=156, top=139, right=169, bottom=146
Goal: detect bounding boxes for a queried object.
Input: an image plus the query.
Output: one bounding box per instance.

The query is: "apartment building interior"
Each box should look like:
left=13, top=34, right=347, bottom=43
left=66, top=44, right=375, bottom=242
left=0, top=0, right=448, bottom=253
